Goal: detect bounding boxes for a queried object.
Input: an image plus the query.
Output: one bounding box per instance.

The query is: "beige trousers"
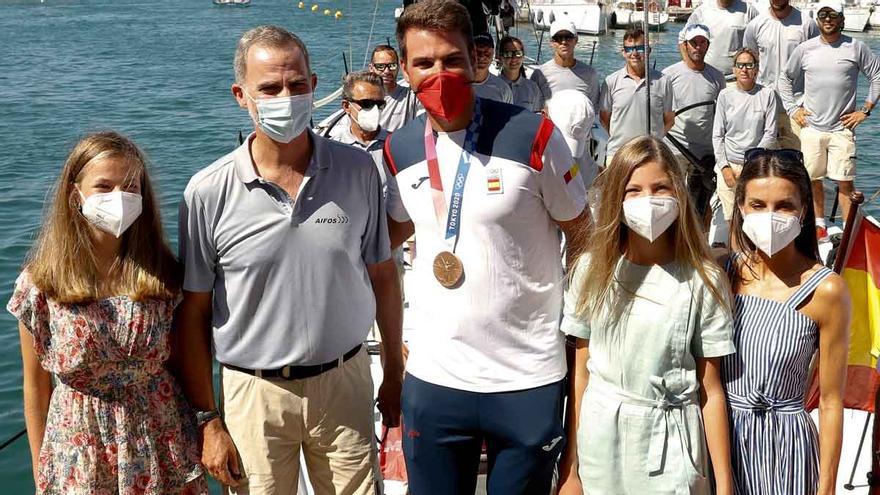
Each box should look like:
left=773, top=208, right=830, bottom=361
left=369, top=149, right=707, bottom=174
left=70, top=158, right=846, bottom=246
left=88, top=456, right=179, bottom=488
left=800, top=126, right=857, bottom=181
left=716, top=162, right=744, bottom=221
left=777, top=111, right=803, bottom=150
left=221, top=348, right=378, bottom=495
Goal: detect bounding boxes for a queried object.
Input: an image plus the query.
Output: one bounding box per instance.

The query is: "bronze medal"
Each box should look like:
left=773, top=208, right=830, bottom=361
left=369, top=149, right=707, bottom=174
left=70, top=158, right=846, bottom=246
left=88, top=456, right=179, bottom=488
left=433, top=251, right=464, bottom=288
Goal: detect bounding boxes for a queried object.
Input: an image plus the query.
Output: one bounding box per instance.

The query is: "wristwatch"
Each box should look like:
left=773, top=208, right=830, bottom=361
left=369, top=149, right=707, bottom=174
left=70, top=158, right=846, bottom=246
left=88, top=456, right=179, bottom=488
left=861, top=105, right=872, bottom=116
left=195, top=409, right=221, bottom=427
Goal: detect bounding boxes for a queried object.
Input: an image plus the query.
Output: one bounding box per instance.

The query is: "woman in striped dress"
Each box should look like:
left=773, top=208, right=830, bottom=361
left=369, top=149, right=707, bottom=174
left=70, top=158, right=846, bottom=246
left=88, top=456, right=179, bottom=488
left=721, top=148, right=850, bottom=494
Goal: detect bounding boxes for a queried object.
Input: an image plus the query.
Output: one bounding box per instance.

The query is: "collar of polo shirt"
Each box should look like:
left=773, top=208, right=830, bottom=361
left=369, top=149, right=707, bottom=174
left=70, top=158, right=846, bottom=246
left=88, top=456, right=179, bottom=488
left=234, top=129, right=331, bottom=183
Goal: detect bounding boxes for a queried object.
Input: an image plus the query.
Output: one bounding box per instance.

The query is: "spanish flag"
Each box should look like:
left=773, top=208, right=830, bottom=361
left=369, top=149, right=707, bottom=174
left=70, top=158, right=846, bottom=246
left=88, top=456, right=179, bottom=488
left=563, top=163, right=580, bottom=184
left=807, top=214, right=880, bottom=412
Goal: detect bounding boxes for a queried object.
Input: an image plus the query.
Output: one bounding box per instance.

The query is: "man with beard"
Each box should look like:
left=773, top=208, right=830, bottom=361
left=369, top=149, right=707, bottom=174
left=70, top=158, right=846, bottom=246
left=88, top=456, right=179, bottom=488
left=778, top=0, right=880, bottom=238
left=679, top=0, right=758, bottom=76
left=600, top=27, right=675, bottom=164
left=471, top=33, right=513, bottom=103
left=383, top=1, right=590, bottom=492
left=662, top=24, right=726, bottom=214
left=531, top=18, right=601, bottom=109
left=743, top=0, right=818, bottom=149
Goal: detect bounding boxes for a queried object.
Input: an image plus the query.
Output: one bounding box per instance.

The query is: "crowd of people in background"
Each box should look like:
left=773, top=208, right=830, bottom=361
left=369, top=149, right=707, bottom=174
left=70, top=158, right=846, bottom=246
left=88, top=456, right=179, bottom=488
left=7, top=0, right=868, bottom=493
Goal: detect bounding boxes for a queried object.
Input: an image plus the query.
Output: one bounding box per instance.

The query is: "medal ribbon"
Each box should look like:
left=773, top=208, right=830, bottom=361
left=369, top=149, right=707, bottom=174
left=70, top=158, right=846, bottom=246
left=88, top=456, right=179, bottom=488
left=423, top=105, right=481, bottom=248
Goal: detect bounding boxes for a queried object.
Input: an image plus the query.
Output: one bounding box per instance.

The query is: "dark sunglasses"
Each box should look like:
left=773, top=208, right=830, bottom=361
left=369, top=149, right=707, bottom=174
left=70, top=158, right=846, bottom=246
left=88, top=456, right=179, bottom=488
left=348, top=98, right=386, bottom=110
left=371, top=62, right=399, bottom=72
left=734, top=62, right=757, bottom=70
left=623, top=45, right=647, bottom=54
left=552, top=33, right=576, bottom=43
left=744, top=147, right=804, bottom=164
left=816, top=10, right=842, bottom=20
left=501, top=50, right=524, bottom=58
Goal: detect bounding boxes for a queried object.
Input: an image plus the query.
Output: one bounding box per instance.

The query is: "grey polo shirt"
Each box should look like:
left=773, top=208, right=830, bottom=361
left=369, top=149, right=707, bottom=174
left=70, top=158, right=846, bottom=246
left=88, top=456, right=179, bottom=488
left=330, top=125, right=390, bottom=189
left=179, top=131, right=391, bottom=369
left=531, top=59, right=601, bottom=110
left=500, top=72, right=545, bottom=112
left=381, top=84, right=422, bottom=131
left=779, top=35, right=880, bottom=132
left=601, top=67, right=674, bottom=157
left=679, top=0, right=759, bottom=75
left=473, top=73, right=514, bottom=104
left=662, top=61, right=726, bottom=159
left=712, top=84, right=778, bottom=167
left=743, top=7, right=818, bottom=96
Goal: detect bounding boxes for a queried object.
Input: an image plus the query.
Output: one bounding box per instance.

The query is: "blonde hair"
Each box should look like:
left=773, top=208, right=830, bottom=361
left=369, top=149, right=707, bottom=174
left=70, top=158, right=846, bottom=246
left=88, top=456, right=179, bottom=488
left=25, top=131, right=181, bottom=304
left=573, top=136, right=729, bottom=320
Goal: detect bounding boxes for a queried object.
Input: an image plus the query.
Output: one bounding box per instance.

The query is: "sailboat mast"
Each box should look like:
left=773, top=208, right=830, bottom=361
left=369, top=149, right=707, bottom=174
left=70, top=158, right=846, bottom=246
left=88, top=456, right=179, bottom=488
left=644, top=4, right=651, bottom=135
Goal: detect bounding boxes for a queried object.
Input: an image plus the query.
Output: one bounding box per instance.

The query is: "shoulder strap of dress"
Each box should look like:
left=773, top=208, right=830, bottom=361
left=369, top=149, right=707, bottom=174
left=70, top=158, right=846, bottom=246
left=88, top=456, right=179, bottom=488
left=724, top=252, right=740, bottom=279
left=785, top=266, right=834, bottom=309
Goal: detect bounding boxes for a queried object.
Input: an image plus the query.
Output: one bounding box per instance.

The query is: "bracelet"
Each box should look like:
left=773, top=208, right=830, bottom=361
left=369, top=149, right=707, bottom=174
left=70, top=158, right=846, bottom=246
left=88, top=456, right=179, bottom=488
left=196, top=409, right=221, bottom=427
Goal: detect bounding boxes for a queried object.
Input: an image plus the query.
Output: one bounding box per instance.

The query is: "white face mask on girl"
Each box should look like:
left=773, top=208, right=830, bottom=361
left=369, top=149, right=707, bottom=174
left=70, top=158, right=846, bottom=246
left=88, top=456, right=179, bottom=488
left=622, top=196, right=680, bottom=242
left=79, top=190, right=143, bottom=238
left=741, top=211, right=802, bottom=257
left=247, top=92, right=313, bottom=143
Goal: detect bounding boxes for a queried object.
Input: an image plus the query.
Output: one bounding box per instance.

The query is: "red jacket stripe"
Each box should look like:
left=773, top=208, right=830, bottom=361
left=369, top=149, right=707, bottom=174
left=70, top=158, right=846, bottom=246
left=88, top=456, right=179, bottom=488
left=529, top=117, right=555, bottom=172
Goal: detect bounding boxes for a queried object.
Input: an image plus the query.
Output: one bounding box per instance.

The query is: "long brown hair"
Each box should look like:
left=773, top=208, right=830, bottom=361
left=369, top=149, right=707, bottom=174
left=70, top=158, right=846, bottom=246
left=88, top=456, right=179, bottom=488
left=730, top=152, right=819, bottom=285
left=25, top=131, right=180, bottom=303
left=573, top=136, right=729, bottom=320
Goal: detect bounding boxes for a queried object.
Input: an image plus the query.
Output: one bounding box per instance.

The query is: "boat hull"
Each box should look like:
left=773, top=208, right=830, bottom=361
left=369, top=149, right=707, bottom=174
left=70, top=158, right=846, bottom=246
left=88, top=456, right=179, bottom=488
left=530, top=2, right=609, bottom=35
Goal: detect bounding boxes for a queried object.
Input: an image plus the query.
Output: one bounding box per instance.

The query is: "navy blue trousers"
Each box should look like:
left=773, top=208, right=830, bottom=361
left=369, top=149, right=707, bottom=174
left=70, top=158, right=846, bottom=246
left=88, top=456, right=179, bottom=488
left=401, top=373, right=565, bottom=495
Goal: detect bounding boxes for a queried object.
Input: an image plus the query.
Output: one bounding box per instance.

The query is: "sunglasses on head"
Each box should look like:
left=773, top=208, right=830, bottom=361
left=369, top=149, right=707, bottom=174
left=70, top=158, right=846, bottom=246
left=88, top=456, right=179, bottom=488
left=743, top=147, right=804, bottom=164
left=734, top=61, right=757, bottom=70
left=623, top=45, right=646, bottom=54
left=371, top=62, right=398, bottom=72
left=501, top=50, right=524, bottom=58
left=348, top=98, right=386, bottom=110
left=816, top=10, right=842, bottom=20
left=552, top=33, right=576, bottom=43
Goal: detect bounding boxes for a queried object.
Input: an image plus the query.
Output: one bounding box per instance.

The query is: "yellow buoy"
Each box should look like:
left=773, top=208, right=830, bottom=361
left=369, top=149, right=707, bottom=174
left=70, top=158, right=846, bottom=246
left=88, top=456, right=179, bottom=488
left=298, top=1, right=304, bottom=7
left=334, top=10, right=343, bottom=18
left=323, top=8, right=331, bottom=15
left=311, top=4, right=318, bottom=11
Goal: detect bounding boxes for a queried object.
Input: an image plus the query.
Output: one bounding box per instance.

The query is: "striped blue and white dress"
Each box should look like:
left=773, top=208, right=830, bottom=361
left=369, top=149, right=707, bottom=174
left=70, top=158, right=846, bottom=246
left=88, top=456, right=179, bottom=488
left=722, top=258, right=832, bottom=495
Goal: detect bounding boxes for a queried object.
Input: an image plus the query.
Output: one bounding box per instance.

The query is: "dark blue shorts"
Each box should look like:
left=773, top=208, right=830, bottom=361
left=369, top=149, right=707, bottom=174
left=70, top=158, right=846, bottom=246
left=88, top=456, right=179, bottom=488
left=401, top=373, right=565, bottom=495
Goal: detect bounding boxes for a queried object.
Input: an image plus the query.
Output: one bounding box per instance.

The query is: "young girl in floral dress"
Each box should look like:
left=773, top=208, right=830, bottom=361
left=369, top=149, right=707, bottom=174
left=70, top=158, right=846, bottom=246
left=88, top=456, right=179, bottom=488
left=8, top=132, right=207, bottom=494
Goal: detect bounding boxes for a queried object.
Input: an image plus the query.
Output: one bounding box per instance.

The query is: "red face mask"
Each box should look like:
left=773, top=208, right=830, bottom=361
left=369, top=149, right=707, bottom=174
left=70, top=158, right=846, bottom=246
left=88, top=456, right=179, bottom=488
left=415, top=72, right=473, bottom=122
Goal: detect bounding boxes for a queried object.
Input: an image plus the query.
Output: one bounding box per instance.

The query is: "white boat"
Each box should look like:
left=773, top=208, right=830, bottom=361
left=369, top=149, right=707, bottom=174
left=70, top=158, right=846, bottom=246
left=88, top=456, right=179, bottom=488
left=611, top=0, right=670, bottom=29
left=529, top=0, right=610, bottom=35
left=799, top=0, right=870, bottom=31
left=867, top=0, right=880, bottom=28
left=213, top=0, right=251, bottom=6
left=667, top=0, right=700, bottom=22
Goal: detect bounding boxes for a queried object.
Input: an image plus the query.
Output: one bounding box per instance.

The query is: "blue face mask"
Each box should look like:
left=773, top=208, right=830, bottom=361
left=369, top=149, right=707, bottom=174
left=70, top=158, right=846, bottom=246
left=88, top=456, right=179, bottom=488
left=247, top=92, right=313, bottom=143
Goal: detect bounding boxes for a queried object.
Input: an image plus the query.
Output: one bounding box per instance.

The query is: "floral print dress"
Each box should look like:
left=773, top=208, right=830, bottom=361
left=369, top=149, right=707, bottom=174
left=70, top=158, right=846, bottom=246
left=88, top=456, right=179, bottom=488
left=7, top=272, right=207, bottom=495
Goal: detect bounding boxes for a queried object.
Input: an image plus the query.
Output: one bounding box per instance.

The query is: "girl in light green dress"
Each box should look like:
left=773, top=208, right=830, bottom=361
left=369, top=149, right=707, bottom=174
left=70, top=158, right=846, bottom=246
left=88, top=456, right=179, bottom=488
left=556, top=136, right=736, bottom=495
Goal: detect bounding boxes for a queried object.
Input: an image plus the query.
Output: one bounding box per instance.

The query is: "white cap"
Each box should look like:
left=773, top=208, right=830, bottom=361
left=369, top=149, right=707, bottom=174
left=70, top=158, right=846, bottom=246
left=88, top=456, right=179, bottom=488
left=683, top=23, right=711, bottom=41
left=816, top=0, right=843, bottom=13
left=550, top=18, right=577, bottom=38
left=546, top=89, right=595, bottom=159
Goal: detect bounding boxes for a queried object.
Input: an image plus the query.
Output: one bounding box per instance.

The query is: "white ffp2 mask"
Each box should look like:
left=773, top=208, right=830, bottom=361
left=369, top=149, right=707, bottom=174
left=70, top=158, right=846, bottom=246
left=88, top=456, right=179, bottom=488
left=356, top=106, right=381, bottom=132
left=248, top=92, right=312, bottom=143
left=623, top=196, right=680, bottom=242
left=79, top=190, right=143, bottom=238
left=741, top=211, right=801, bottom=257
